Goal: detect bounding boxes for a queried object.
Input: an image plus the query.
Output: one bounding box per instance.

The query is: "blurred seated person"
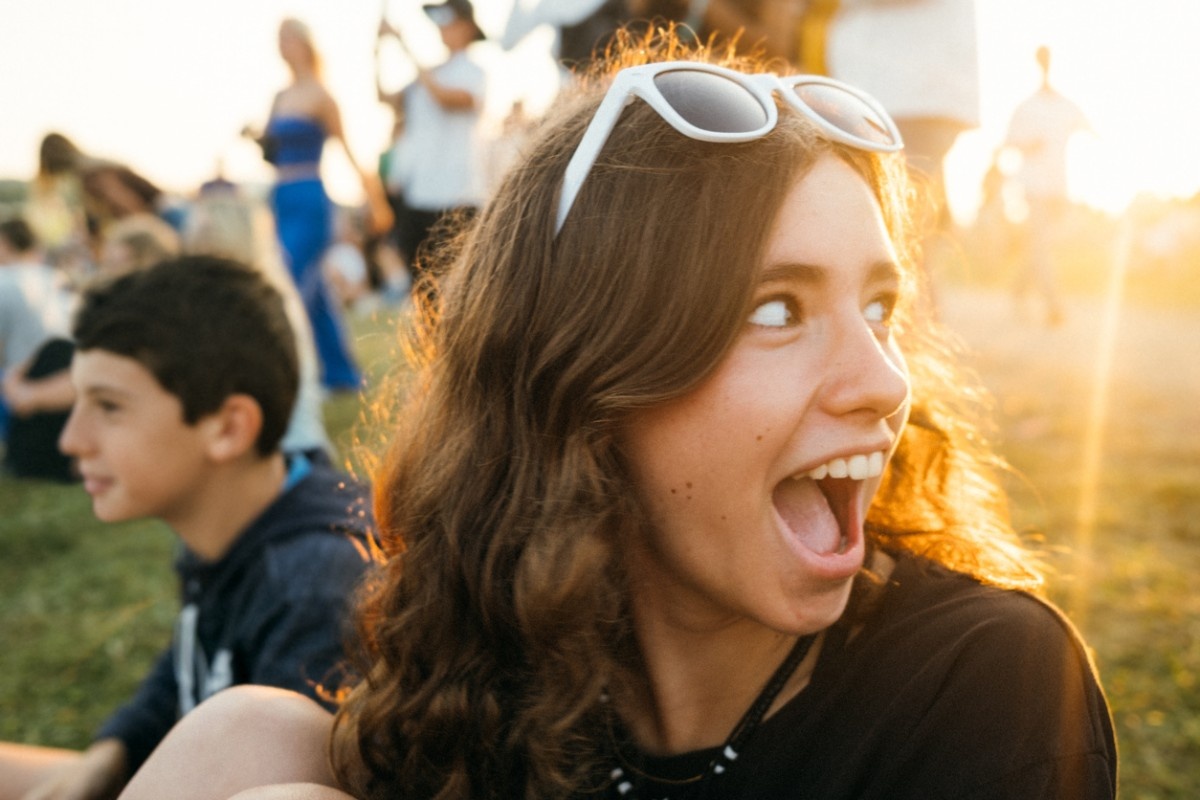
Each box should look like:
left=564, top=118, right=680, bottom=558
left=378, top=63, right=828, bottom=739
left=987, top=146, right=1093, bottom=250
left=2, top=212, right=179, bottom=480
left=96, top=213, right=182, bottom=278
left=0, top=218, right=76, bottom=481
left=33, top=132, right=184, bottom=255
left=322, top=209, right=371, bottom=313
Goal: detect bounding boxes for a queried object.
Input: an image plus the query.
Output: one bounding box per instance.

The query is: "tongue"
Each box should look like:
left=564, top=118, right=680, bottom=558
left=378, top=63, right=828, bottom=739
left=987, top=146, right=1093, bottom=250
left=773, top=477, right=841, bottom=555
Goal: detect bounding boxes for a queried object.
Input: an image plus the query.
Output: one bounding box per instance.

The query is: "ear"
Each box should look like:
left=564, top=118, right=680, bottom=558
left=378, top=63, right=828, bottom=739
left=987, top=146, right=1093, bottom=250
left=201, top=394, right=265, bottom=463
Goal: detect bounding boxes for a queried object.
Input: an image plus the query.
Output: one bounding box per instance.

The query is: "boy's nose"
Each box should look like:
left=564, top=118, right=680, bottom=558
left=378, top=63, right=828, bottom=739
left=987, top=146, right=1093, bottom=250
left=58, top=405, right=86, bottom=457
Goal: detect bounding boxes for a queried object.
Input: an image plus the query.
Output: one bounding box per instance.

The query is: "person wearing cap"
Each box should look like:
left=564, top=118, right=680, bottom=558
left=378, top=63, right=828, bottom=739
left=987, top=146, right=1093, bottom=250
left=377, top=0, right=488, bottom=295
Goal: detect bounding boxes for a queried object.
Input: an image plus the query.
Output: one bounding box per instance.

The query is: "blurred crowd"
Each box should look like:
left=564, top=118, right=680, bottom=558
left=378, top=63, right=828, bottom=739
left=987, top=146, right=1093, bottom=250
left=0, top=0, right=1109, bottom=484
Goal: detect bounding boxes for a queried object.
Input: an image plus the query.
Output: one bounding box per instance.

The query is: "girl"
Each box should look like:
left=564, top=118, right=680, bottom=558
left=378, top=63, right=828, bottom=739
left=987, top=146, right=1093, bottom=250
left=249, top=18, right=391, bottom=391
left=121, top=32, right=1116, bottom=800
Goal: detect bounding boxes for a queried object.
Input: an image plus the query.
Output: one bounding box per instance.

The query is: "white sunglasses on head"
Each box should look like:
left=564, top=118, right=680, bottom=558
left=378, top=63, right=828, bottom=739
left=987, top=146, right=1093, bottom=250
left=555, top=61, right=904, bottom=235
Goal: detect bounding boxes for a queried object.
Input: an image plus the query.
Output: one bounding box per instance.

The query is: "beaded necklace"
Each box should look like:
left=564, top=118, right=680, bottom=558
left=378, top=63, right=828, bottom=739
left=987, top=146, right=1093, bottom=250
left=604, top=632, right=818, bottom=800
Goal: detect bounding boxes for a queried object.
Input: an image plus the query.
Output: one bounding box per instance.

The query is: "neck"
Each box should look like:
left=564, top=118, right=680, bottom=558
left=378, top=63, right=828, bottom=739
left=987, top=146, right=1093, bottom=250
left=290, top=63, right=316, bottom=83
left=169, top=452, right=288, bottom=561
left=621, top=609, right=821, bottom=756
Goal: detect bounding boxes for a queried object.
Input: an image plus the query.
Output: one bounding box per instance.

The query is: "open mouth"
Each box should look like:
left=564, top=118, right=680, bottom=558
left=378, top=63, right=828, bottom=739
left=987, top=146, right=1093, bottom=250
left=771, top=453, right=882, bottom=557
left=772, top=476, right=857, bottom=555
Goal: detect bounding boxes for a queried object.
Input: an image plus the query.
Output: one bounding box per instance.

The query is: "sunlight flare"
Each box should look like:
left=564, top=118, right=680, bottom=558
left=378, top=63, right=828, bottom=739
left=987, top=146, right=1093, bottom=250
left=1071, top=215, right=1134, bottom=622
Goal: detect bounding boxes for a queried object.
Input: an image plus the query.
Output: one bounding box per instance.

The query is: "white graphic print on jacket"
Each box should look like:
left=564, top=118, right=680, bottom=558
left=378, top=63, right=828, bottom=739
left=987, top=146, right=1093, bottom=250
left=175, top=603, right=233, bottom=714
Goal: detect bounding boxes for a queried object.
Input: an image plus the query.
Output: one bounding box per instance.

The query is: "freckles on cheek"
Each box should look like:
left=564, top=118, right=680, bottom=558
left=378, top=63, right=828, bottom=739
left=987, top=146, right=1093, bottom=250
left=667, top=481, right=695, bottom=501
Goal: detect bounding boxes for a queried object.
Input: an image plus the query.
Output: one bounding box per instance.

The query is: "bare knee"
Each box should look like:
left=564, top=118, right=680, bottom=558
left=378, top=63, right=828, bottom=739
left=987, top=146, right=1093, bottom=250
left=174, top=685, right=335, bottom=771
left=121, top=686, right=337, bottom=800
left=193, top=685, right=332, bottom=739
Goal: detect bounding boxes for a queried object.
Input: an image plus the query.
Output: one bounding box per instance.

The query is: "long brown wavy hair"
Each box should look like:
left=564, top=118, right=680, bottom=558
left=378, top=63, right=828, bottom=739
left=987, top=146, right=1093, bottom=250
left=332, top=29, right=1043, bottom=800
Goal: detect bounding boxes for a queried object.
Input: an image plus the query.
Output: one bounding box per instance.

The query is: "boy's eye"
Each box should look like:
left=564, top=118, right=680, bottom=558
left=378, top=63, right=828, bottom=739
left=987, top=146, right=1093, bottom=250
left=749, top=297, right=800, bottom=328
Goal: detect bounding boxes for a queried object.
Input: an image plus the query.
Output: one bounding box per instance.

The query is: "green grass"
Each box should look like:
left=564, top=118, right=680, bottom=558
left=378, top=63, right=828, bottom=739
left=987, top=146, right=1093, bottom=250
left=0, top=487, right=175, bottom=747
left=3, top=250, right=1198, bottom=796
left=938, top=206, right=1200, bottom=798
left=993, top=379, right=1200, bottom=799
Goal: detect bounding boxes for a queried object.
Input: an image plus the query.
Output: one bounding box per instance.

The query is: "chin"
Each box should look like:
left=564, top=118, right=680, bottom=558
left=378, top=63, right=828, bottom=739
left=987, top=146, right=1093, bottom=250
left=776, top=576, right=857, bottom=636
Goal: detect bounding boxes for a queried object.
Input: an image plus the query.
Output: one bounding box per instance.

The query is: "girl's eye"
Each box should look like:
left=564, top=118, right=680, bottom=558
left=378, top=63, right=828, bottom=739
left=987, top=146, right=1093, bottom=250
left=864, top=296, right=896, bottom=325
left=748, top=297, right=800, bottom=328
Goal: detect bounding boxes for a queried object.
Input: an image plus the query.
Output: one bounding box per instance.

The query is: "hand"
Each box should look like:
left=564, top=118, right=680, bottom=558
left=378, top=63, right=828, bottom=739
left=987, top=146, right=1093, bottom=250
left=366, top=199, right=394, bottom=238
left=21, top=740, right=127, bottom=800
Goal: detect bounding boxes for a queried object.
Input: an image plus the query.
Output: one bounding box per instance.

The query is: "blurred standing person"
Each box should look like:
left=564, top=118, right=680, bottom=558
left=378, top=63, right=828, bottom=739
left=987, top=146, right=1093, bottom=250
left=248, top=17, right=391, bottom=392
left=967, top=147, right=1020, bottom=276
left=24, top=133, right=90, bottom=276
left=376, top=0, right=488, bottom=292
left=1003, top=45, right=1090, bottom=328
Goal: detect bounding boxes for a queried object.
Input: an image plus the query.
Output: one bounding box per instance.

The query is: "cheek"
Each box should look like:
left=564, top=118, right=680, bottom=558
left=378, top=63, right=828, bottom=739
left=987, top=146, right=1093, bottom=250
left=885, top=338, right=911, bottom=424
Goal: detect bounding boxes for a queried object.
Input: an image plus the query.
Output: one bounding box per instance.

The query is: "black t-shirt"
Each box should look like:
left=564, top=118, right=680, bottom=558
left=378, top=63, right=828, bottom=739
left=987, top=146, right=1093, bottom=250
left=601, top=553, right=1117, bottom=799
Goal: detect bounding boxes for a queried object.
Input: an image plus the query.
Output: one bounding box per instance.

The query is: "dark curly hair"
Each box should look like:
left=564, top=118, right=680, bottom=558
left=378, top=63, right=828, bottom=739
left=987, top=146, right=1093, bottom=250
left=332, top=28, right=1042, bottom=800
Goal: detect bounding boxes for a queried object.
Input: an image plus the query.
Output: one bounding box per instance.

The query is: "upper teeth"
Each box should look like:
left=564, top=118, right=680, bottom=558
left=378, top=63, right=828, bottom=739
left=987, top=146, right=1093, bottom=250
left=800, top=451, right=885, bottom=481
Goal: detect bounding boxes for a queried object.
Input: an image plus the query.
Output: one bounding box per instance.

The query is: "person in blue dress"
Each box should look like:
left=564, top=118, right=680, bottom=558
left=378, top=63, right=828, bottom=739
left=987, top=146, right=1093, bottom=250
left=249, top=17, right=391, bottom=392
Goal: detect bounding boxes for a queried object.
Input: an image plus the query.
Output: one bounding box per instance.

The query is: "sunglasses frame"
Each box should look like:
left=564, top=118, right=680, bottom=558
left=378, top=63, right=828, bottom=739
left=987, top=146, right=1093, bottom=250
left=555, top=61, right=904, bottom=235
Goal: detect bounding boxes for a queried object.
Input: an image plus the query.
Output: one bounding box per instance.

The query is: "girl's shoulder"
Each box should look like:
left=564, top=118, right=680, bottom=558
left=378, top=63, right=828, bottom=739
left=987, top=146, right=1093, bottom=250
left=768, top=552, right=1118, bottom=798
left=846, top=552, right=1098, bottom=682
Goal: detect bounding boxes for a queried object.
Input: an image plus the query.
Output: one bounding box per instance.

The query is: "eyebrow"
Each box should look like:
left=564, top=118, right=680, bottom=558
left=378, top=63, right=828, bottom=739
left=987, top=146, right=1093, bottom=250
left=77, top=382, right=133, bottom=401
left=760, top=260, right=902, bottom=286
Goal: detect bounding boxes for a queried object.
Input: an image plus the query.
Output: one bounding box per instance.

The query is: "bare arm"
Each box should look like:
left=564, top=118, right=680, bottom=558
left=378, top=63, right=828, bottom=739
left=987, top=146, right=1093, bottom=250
left=318, top=89, right=393, bottom=235
left=12, top=739, right=128, bottom=800
left=374, top=26, right=406, bottom=114
left=377, top=17, right=474, bottom=112
left=414, top=69, right=476, bottom=111
left=3, top=359, right=76, bottom=417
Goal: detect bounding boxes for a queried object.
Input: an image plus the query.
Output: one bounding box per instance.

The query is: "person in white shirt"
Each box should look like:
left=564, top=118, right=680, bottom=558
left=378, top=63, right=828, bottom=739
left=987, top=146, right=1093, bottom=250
left=377, top=0, right=488, bottom=295
left=1004, top=45, right=1091, bottom=326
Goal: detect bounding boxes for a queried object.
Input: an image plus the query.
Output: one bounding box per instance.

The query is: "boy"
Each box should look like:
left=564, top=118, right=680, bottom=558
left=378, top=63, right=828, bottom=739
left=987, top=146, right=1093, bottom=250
left=0, top=256, right=373, bottom=800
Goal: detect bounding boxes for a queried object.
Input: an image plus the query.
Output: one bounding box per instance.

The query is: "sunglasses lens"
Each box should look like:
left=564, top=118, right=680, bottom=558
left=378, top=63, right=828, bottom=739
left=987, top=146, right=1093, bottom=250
left=791, top=82, right=897, bottom=147
left=653, top=69, right=770, bottom=134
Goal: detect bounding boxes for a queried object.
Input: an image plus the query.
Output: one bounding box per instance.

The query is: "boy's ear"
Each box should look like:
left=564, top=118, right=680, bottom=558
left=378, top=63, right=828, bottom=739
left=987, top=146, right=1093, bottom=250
left=202, top=394, right=264, bottom=462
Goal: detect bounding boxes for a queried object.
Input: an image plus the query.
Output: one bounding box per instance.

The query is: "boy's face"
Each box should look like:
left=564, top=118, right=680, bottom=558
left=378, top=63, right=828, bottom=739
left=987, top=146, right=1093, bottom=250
left=60, top=349, right=215, bottom=526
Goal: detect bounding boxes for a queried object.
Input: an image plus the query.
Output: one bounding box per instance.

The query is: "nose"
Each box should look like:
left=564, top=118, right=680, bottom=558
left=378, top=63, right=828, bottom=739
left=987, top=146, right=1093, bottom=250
left=819, top=315, right=910, bottom=422
left=58, top=403, right=87, bottom=458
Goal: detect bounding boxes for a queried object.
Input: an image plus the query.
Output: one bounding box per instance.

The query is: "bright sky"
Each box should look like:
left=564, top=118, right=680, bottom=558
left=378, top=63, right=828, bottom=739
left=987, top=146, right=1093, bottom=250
left=2, top=0, right=1197, bottom=220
